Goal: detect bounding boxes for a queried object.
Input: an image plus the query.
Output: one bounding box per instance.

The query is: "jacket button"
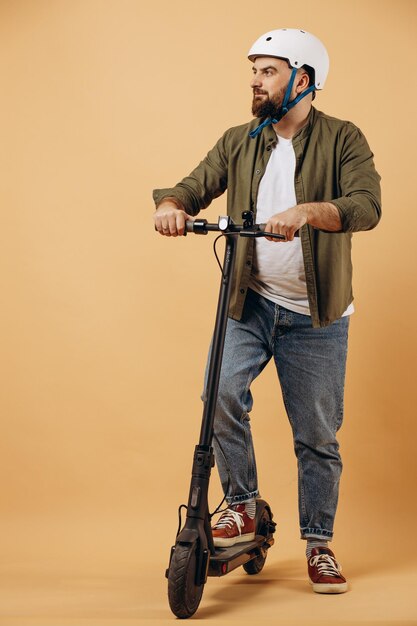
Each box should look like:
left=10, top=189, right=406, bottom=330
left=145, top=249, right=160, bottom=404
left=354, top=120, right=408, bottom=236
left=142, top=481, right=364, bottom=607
left=240, top=288, right=245, bottom=294
left=266, top=145, right=271, bottom=151
left=255, top=169, right=261, bottom=174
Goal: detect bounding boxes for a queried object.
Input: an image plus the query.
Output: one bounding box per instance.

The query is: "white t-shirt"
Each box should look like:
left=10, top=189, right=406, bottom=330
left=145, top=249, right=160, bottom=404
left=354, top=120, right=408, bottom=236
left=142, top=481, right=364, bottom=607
left=249, top=133, right=354, bottom=317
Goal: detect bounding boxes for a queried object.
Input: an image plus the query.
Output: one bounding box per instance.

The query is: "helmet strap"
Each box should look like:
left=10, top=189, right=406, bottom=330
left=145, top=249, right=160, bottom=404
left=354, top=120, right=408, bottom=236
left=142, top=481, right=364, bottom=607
left=249, top=68, right=316, bottom=139
left=279, top=66, right=298, bottom=118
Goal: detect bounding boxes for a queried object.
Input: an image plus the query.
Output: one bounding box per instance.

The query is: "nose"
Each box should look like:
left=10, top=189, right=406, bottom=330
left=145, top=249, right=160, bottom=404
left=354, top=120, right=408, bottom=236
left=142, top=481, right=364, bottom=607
left=250, top=73, right=262, bottom=89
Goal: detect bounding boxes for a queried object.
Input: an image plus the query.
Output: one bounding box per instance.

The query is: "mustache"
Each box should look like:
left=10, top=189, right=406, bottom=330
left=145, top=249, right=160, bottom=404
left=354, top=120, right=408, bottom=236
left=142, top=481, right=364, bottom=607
left=253, top=89, right=268, bottom=96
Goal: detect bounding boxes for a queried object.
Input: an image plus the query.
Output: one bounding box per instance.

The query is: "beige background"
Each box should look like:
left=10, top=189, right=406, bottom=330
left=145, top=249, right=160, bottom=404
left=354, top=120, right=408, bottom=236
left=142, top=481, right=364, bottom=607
left=0, top=0, right=416, bottom=624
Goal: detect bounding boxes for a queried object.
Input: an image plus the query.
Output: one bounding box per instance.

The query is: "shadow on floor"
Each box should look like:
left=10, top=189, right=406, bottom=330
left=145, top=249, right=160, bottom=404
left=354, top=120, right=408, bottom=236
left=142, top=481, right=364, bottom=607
left=197, top=559, right=308, bottom=619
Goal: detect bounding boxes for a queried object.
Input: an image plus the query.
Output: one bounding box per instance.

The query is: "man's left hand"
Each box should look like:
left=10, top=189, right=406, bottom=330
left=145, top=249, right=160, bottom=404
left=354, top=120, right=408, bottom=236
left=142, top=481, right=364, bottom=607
left=264, top=205, right=308, bottom=242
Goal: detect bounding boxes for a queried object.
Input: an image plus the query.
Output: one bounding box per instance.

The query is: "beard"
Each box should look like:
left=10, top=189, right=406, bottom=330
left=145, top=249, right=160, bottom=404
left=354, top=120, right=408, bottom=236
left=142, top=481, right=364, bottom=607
left=251, top=85, right=286, bottom=119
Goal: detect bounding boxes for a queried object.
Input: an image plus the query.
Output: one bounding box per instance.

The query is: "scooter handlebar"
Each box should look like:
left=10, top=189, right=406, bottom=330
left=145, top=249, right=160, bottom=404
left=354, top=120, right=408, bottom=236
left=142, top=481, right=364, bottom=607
left=185, top=218, right=288, bottom=240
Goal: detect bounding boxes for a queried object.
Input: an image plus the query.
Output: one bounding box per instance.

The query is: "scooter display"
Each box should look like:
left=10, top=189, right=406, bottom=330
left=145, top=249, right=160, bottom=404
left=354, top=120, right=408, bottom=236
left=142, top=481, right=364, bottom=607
left=165, top=211, right=283, bottom=618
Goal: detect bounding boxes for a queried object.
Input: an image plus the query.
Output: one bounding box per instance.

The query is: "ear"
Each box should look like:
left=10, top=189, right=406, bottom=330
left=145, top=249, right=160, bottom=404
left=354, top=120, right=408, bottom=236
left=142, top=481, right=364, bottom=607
left=295, top=69, right=310, bottom=94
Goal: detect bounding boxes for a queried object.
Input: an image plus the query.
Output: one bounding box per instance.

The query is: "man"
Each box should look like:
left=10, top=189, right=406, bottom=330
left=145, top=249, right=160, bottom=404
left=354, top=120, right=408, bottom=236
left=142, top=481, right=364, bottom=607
left=153, top=29, right=381, bottom=594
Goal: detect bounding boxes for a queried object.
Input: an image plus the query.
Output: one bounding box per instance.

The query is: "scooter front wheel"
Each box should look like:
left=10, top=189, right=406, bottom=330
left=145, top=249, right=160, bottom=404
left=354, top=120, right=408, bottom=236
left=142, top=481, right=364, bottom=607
left=168, top=542, right=205, bottom=618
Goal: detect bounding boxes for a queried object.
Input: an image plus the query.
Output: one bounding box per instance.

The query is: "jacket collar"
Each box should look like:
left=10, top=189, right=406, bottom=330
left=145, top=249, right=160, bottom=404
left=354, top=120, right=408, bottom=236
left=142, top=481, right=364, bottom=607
left=260, top=105, right=317, bottom=147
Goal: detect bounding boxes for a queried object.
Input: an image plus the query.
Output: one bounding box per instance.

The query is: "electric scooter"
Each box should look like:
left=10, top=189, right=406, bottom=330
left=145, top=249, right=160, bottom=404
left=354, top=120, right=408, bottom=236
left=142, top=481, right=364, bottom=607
left=165, top=211, right=283, bottom=619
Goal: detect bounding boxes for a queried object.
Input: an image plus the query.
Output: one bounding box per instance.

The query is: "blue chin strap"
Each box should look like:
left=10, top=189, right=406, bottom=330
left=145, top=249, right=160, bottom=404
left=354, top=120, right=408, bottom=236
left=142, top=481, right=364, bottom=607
left=249, top=67, right=316, bottom=139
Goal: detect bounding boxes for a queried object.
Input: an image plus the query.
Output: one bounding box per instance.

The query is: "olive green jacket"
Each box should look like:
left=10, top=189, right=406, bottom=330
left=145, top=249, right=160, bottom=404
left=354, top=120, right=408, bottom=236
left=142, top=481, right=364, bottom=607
left=153, top=107, right=381, bottom=327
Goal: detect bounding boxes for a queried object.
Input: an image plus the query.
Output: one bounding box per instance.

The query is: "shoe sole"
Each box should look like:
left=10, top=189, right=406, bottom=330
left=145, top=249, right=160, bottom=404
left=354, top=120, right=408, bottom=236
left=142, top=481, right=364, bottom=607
left=309, top=579, right=348, bottom=594
left=213, top=532, right=256, bottom=548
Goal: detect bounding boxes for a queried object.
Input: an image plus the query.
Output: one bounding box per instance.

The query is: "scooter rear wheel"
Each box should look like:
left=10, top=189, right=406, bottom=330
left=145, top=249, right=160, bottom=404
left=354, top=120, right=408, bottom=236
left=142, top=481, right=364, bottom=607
left=168, top=542, right=205, bottom=618
left=243, top=504, right=273, bottom=575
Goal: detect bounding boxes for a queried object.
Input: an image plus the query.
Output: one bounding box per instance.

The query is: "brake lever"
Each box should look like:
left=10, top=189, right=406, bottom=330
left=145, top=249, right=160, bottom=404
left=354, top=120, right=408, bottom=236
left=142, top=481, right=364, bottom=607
left=240, top=230, right=286, bottom=240
left=240, top=228, right=287, bottom=240
left=240, top=222, right=299, bottom=240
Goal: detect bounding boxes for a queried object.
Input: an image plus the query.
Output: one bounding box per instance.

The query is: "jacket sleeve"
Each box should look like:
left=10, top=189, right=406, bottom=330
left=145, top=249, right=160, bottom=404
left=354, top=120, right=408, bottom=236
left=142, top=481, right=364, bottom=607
left=331, top=124, right=382, bottom=232
left=152, top=131, right=229, bottom=216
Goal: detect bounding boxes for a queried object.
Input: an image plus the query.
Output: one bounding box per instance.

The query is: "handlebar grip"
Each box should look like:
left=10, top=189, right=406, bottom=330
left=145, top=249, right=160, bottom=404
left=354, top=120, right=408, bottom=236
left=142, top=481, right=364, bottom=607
left=185, top=220, right=194, bottom=234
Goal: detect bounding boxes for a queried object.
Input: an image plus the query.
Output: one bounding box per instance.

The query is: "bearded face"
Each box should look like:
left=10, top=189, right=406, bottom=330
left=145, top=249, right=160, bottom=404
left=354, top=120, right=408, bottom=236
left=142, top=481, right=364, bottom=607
left=252, top=84, right=287, bottom=119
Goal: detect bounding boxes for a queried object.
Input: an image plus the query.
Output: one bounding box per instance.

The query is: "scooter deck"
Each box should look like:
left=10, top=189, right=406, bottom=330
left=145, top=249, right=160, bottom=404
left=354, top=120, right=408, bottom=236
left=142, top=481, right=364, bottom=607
left=208, top=534, right=275, bottom=576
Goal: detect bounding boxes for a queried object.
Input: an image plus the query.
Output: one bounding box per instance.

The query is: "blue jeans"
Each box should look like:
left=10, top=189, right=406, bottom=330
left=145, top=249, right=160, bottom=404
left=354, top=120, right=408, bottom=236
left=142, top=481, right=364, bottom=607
left=206, top=288, right=349, bottom=541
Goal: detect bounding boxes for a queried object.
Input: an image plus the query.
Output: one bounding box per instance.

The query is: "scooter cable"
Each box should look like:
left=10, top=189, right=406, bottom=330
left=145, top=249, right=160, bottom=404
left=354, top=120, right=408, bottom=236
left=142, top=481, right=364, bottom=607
left=213, top=235, right=226, bottom=279
left=176, top=503, right=188, bottom=538
left=208, top=433, right=233, bottom=521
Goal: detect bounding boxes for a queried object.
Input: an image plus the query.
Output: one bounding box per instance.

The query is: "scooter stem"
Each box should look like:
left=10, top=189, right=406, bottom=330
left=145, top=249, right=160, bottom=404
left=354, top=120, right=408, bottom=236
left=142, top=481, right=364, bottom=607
left=177, top=233, right=237, bottom=561
left=199, top=234, right=237, bottom=446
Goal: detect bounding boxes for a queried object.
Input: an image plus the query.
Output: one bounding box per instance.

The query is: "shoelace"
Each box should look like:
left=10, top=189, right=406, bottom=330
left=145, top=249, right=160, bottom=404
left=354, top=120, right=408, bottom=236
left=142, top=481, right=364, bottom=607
left=309, top=553, right=343, bottom=577
left=213, top=508, right=244, bottom=535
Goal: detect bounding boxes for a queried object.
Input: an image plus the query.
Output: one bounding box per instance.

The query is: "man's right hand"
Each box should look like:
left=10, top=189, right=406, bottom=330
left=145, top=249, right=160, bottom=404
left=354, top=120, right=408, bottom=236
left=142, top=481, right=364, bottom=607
left=153, top=199, right=194, bottom=237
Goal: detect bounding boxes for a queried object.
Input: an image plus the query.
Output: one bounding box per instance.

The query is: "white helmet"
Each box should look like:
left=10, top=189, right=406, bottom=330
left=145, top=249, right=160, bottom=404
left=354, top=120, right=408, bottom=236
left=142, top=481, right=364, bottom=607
left=248, top=28, right=329, bottom=89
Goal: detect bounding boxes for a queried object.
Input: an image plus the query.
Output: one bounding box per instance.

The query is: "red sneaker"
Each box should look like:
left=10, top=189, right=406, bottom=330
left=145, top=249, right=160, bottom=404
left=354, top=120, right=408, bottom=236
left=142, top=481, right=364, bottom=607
left=308, top=547, right=348, bottom=593
left=212, top=504, right=255, bottom=547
